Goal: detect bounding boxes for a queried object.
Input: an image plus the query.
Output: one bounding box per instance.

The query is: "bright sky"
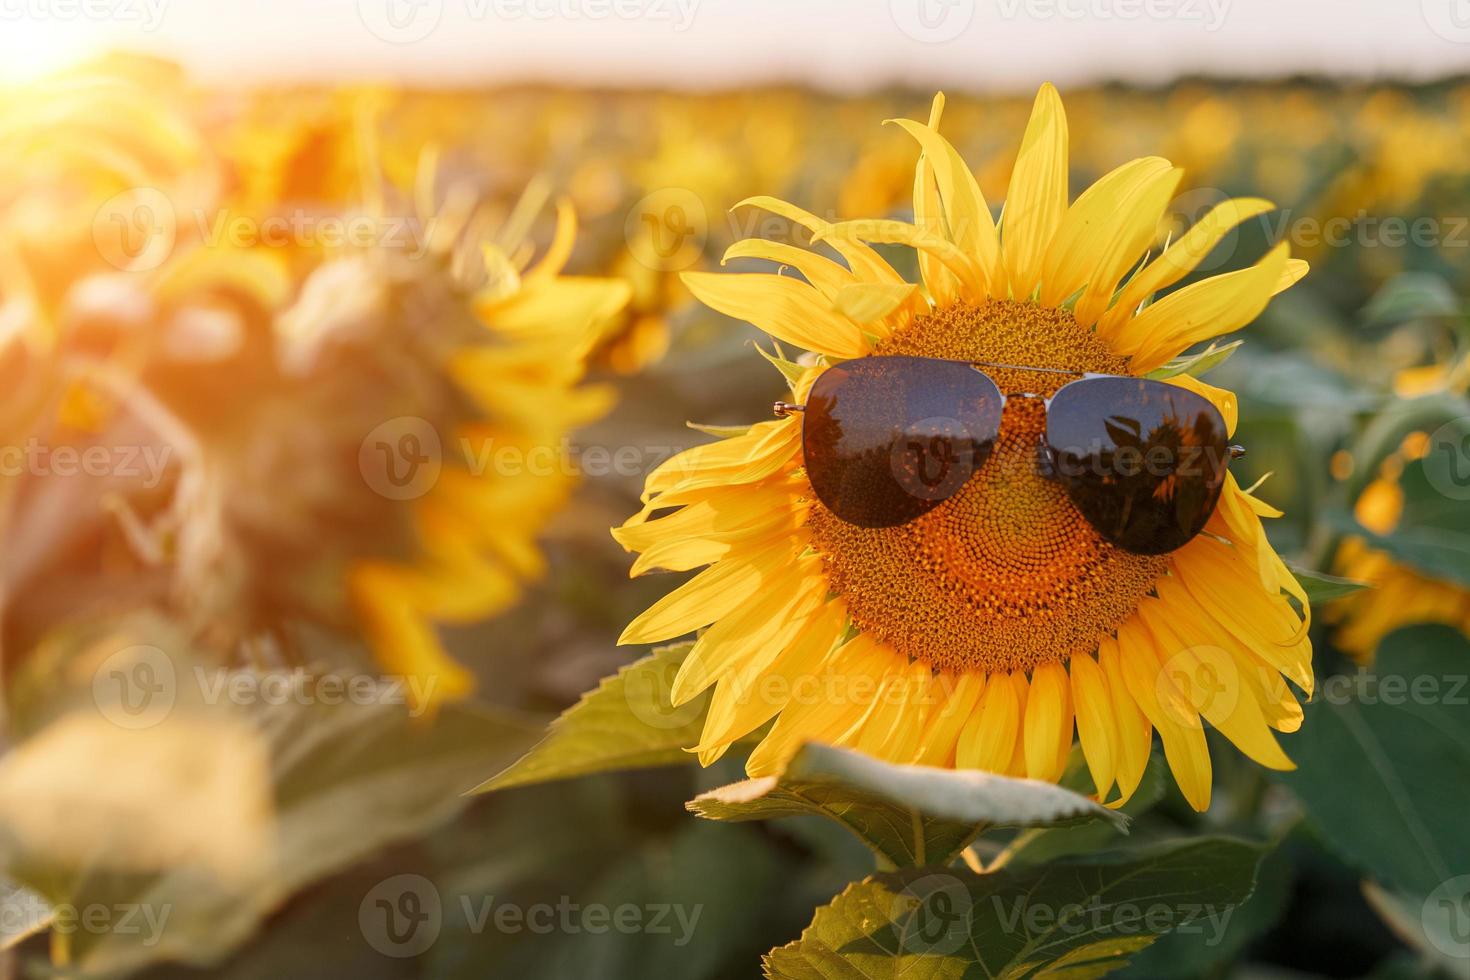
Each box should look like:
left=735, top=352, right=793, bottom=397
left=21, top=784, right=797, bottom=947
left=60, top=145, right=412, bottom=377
left=0, top=0, right=1467, bottom=88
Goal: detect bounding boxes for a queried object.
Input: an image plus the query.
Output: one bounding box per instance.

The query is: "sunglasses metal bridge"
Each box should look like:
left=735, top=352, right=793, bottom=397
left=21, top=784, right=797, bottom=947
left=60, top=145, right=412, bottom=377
left=774, top=359, right=1245, bottom=461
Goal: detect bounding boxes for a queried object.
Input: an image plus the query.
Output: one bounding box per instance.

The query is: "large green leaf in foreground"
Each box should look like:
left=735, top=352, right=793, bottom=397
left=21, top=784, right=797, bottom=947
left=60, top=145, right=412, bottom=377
left=1276, top=624, right=1470, bottom=899
left=691, top=743, right=1126, bottom=869
left=476, top=641, right=730, bottom=792
left=764, top=837, right=1265, bottom=979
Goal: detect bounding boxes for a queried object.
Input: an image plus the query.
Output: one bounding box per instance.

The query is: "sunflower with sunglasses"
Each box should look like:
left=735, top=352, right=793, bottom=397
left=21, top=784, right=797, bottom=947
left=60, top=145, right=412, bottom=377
left=613, top=86, right=1312, bottom=812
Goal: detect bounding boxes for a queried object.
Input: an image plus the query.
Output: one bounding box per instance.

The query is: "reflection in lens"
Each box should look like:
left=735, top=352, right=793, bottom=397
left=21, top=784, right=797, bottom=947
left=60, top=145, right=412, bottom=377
left=1046, top=377, right=1229, bottom=554
left=803, top=356, right=1003, bottom=528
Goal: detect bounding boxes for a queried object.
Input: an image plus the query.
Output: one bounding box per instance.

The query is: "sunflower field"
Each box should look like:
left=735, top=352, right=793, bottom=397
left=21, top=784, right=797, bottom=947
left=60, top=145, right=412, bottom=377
left=0, top=48, right=1468, bottom=979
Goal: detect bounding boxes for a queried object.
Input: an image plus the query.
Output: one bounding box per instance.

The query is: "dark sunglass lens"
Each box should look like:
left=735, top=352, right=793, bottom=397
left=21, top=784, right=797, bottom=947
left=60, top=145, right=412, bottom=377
left=1046, top=377, right=1230, bottom=554
left=803, top=356, right=1002, bottom=528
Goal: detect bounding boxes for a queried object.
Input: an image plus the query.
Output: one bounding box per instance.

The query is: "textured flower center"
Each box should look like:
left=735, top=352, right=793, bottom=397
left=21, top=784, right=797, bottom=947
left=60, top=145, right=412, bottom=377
left=805, top=300, right=1170, bottom=675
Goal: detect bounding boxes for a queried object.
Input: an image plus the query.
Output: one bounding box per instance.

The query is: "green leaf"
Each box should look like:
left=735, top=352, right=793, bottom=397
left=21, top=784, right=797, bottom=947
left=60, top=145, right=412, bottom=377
left=1146, top=340, right=1242, bottom=380
left=690, top=743, right=1125, bottom=869
left=1363, top=880, right=1470, bottom=975
left=1117, top=840, right=1293, bottom=979
left=476, top=642, right=723, bottom=793
left=1288, top=564, right=1372, bottom=604
left=763, top=837, right=1265, bottom=979
left=1363, top=272, right=1462, bottom=327
left=1276, top=624, right=1470, bottom=899
left=754, top=339, right=809, bottom=392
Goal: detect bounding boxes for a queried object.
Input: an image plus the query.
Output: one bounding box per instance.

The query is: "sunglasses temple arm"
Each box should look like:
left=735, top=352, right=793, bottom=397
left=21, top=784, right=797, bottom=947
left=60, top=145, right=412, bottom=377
left=773, top=401, right=806, bottom=418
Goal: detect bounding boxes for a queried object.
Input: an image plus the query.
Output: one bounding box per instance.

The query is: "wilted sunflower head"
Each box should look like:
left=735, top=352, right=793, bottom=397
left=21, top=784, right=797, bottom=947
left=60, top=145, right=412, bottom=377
left=0, top=82, right=629, bottom=716
left=615, top=86, right=1314, bottom=812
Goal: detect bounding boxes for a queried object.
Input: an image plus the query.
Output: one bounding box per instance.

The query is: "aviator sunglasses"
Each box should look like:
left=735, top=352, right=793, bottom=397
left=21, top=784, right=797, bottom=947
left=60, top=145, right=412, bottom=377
left=774, top=356, right=1244, bottom=556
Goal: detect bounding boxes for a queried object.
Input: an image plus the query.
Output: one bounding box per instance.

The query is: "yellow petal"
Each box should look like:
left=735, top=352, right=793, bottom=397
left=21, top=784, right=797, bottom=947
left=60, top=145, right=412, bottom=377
left=1120, top=243, right=1290, bottom=373
left=733, top=196, right=903, bottom=285
left=1162, top=373, right=1238, bottom=436
left=681, top=271, right=869, bottom=359
left=1276, top=258, right=1309, bottom=294
left=696, top=599, right=849, bottom=761
left=855, top=661, right=932, bottom=764
left=1116, top=618, right=1213, bottom=812
left=817, top=219, right=984, bottom=299
left=1000, top=83, right=1069, bottom=299
left=618, top=537, right=796, bottom=645
left=641, top=419, right=798, bottom=501
left=1069, top=653, right=1118, bottom=800
left=745, top=633, right=892, bottom=776
left=1098, top=197, right=1275, bottom=341
left=1139, top=590, right=1294, bottom=772
left=909, top=94, right=960, bottom=307
left=722, top=239, right=855, bottom=302
left=914, top=672, right=986, bottom=767
left=670, top=558, right=826, bottom=705
left=1098, top=636, right=1153, bottom=805
left=523, top=198, right=576, bottom=283
left=889, top=98, right=1000, bottom=293
left=1039, top=157, right=1173, bottom=309
left=1071, top=166, right=1184, bottom=328
left=832, top=282, right=920, bottom=329
left=1024, top=661, right=1073, bottom=783
left=956, top=669, right=1020, bottom=772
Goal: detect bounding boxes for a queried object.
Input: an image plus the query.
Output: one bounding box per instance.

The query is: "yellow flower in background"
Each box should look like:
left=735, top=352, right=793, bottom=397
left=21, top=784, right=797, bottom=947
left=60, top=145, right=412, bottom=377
left=0, top=55, right=218, bottom=345
left=614, top=87, right=1313, bottom=811
left=342, top=180, right=630, bottom=707
left=0, top=59, right=629, bottom=717
left=1330, top=359, right=1470, bottom=659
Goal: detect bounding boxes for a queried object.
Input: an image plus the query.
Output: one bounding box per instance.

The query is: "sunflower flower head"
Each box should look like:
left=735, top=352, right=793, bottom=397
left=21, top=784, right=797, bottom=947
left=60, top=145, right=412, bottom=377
left=614, top=86, right=1314, bottom=812
left=1329, top=357, right=1470, bottom=659
left=0, top=73, right=629, bottom=718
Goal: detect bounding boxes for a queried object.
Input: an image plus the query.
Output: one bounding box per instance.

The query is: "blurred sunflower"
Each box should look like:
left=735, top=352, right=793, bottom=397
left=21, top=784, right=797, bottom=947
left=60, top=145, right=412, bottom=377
left=1330, top=357, right=1470, bottom=659
left=0, top=60, right=629, bottom=716
left=614, top=86, right=1313, bottom=811
left=338, top=176, right=631, bottom=707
